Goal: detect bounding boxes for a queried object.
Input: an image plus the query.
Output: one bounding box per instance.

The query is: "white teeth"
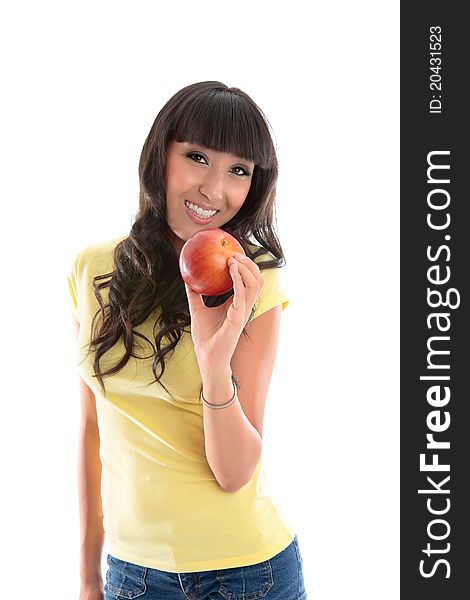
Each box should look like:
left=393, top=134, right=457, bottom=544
left=185, top=200, right=217, bottom=218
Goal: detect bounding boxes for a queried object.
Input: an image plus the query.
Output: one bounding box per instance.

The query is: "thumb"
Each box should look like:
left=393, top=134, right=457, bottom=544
left=184, top=282, right=205, bottom=312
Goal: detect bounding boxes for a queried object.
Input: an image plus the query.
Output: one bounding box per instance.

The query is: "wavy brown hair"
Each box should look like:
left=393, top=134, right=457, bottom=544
left=85, top=81, right=286, bottom=397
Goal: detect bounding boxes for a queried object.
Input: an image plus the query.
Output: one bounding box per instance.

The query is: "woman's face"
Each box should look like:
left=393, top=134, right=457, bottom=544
left=164, top=139, right=255, bottom=255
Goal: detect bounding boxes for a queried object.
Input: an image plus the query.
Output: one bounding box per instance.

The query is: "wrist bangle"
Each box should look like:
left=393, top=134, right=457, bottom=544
left=200, top=378, right=238, bottom=410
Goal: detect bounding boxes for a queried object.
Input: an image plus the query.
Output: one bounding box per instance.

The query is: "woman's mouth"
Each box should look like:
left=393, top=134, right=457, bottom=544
left=184, top=200, right=219, bottom=224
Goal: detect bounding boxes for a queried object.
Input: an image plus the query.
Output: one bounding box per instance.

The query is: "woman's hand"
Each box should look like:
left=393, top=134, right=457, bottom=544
left=184, top=253, right=264, bottom=368
left=79, top=581, right=104, bottom=600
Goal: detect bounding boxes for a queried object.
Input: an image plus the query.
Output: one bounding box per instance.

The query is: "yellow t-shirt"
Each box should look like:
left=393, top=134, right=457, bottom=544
left=67, top=235, right=295, bottom=573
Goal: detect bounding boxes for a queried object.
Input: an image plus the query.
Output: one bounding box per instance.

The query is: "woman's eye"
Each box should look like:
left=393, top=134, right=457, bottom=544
left=187, top=152, right=251, bottom=177
left=187, top=152, right=207, bottom=164
left=232, top=166, right=250, bottom=177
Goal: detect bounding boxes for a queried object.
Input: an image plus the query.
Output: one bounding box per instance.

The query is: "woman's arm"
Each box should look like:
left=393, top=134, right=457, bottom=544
left=199, top=304, right=282, bottom=492
left=74, top=320, right=105, bottom=588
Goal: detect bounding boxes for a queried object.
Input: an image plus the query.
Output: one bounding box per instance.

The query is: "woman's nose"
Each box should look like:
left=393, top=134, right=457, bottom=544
left=198, top=169, right=224, bottom=203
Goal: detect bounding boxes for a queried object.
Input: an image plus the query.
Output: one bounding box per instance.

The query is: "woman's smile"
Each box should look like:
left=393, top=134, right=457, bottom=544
left=184, top=199, right=219, bottom=221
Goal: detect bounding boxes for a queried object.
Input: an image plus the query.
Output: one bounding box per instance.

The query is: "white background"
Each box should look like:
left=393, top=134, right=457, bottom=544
left=1, top=1, right=399, bottom=598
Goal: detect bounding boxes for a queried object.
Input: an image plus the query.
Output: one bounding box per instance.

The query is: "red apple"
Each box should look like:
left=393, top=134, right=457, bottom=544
left=179, top=228, right=245, bottom=296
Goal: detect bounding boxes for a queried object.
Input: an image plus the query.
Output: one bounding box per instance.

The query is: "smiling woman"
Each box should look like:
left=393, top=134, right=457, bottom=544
left=68, top=80, right=307, bottom=600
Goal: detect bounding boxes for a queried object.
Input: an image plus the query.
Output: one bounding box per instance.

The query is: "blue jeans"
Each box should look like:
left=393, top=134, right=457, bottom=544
left=104, top=535, right=307, bottom=599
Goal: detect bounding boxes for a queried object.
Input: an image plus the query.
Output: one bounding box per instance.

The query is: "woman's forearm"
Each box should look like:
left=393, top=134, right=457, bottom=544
left=78, top=425, right=105, bottom=584
left=199, top=363, right=262, bottom=493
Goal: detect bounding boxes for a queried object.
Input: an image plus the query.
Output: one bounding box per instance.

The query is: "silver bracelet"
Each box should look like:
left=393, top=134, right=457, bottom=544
left=200, top=378, right=238, bottom=410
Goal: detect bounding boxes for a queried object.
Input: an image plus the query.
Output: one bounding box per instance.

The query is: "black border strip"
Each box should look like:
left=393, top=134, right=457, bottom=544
left=401, top=3, right=469, bottom=597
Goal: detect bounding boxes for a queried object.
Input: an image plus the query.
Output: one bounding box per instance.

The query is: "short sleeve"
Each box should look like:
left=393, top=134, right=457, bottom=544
left=67, top=248, right=82, bottom=324
left=251, top=265, right=289, bottom=321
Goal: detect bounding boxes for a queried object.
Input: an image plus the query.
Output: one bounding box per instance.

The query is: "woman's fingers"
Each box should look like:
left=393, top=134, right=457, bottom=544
left=228, top=256, right=265, bottom=328
left=230, top=261, right=244, bottom=312
left=233, top=254, right=260, bottom=280
left=231, top=255, right=263, bottom=302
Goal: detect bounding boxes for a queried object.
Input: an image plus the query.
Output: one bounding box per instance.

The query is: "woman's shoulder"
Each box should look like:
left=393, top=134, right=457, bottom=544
left=70, top=234, right=128, bottom=278
left=246, top=242, right=275, bottom=265
left=80, top=234, right=128, bottom=258
left=246, top=243, right=289, bottom=319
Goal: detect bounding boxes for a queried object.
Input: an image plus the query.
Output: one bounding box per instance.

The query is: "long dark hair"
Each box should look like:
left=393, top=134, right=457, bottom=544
left=85, top=81, right=286, bottom=397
